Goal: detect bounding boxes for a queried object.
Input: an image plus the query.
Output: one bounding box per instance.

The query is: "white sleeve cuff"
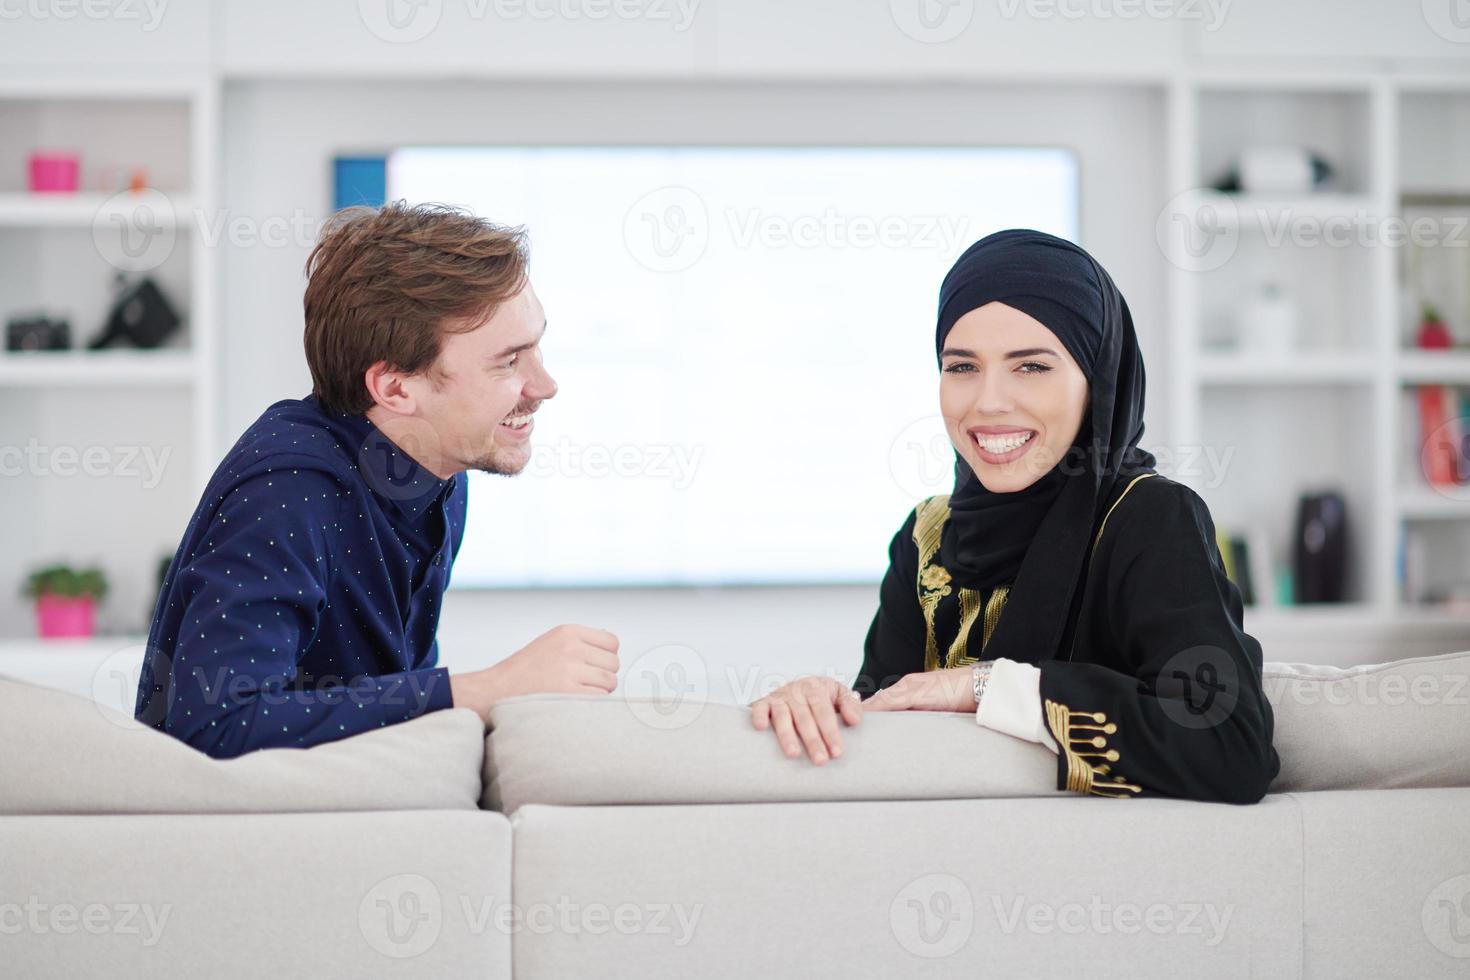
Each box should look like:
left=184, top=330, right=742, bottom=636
left=975, top=658, right=1060, bottom=754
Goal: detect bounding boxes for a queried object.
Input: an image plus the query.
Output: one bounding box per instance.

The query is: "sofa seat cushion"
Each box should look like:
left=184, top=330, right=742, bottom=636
left=0, top=674, right=485, bottom=814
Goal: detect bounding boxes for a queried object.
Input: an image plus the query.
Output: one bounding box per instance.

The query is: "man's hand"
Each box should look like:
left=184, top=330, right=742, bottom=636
left=450, top=624, right=621, bottom=722
left=862, top=667, right=975, bottom=714
left=750, top=675, right=862, bottom=765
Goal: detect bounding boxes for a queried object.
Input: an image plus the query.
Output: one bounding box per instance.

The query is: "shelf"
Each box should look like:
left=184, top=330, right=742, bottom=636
left=1400, top=189, right=1470, bottom=208
left=1399, top=488, right=1470, bottom=520
left=1399, top=352, right=1470, bottom=385
left=0, top=191, right=195, bottom=228
left=1197, top=351, right=1377, bottom=384
left=0, top=349, right=198, bottom=386
left=1184, top=190, right=1377, bottom=230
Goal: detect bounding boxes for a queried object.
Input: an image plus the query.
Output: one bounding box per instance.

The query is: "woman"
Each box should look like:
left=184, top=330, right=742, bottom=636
left=751, top=229, right=1280, bottom=804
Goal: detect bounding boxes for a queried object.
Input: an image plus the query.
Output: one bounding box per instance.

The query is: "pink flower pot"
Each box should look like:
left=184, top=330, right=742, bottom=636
left=28, top=153, right=80, bottom=193
left=35, top=595, right=96, bottom=638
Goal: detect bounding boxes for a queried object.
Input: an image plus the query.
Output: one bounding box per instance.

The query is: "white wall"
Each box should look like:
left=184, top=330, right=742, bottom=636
left=4, top=0, right=1466, bottom=668
left=219, top=78, right=1176, bottom=676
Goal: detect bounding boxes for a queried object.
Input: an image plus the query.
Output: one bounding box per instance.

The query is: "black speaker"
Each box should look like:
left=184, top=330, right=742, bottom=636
left=1293, top=491, right=1347, bottom=603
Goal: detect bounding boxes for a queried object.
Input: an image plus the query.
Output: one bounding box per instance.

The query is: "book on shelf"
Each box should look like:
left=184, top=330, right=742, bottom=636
left=1215, top=525, right=1275, bottom=607
left=1415, top=384, right=1469, bottom=487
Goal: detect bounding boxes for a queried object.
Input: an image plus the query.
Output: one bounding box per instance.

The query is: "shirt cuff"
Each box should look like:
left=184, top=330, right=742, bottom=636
left=975, top=658, right=1060, bottom=754
left=374, top=666, right=454, bottom=726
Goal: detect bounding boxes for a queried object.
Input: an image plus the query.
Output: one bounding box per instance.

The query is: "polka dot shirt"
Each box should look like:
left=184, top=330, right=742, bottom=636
left=134, top=395, right=466, bottom=758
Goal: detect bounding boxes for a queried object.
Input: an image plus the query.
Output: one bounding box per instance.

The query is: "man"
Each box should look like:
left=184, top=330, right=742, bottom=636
left=135, top=202, right=620, bottom=758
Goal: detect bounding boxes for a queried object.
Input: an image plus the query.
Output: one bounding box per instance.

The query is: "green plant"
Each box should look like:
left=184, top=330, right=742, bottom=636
left=23, top=565, right=108, bottom=602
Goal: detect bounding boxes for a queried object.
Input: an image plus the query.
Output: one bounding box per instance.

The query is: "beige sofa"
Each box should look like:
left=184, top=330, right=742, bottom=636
left=4, top=650, right=1470, bottom=978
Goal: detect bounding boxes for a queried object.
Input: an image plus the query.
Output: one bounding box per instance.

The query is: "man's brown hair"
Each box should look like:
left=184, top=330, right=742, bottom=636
left=304, top=201, right=529, bottom=416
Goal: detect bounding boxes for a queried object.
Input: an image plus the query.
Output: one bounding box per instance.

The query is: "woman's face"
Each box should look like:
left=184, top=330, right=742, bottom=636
left=939, top=301, right=1090, bottom=493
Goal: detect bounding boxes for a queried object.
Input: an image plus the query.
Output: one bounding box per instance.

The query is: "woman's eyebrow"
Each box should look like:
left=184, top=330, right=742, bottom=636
left=939, top=346, right=1061, bottom=360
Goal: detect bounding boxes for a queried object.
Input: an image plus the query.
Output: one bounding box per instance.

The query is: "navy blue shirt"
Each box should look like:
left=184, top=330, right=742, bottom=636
left=135, top=395, right=465, bottom=757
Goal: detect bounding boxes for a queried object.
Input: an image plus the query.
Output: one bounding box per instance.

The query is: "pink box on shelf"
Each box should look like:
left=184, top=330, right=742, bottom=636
left=28, top=152, right=80, bottom=193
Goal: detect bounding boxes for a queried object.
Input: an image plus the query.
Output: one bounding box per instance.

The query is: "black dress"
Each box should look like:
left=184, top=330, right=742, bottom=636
left=856, top=472, right=1281, bottom=804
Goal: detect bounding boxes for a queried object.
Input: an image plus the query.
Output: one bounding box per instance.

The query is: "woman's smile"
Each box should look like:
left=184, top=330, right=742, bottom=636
left=970, top=425, right=1038, bottom=464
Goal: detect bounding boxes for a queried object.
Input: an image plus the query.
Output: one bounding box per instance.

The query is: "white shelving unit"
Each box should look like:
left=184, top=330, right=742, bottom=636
left=0, top=76, right=218, bottom=638
left=1165, top=72, right=1470, bottom=626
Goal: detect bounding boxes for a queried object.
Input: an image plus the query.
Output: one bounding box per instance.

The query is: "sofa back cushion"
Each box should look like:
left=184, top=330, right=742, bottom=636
left=483, top=693, right=1065, bottom=813
left=0, top=674, right=485, bottom=814
left=1263, top=649, right=1470, bottom=792
left=484, top=649, right=1470, bottom=811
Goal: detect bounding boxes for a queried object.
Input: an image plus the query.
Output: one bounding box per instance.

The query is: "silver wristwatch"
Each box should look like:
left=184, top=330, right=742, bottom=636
left=972, top=659, right=996, bottom=711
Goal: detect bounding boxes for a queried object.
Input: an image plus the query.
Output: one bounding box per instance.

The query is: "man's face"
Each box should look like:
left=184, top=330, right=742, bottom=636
left=413, top=282, right=557, bottom=478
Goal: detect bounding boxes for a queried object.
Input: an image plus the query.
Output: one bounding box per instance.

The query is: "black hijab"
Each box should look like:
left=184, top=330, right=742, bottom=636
left=934, top=229, right=1156, bottom=665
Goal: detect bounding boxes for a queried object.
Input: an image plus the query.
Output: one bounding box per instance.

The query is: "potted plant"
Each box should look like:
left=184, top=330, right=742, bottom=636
left=24, top=564, right=107, bottom=639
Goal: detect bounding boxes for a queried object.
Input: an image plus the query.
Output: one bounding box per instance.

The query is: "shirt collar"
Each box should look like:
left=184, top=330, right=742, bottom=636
left=312, top=395, right=453, bottom=520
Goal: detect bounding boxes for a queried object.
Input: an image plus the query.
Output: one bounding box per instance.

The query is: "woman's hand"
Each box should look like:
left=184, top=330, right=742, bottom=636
left=750, top=675, right=862, bottom=765
left=862, top=667, right=976, bottom=713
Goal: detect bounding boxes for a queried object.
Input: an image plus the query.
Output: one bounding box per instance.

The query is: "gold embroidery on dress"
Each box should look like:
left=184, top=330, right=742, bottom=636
left=914, top=495, right=1015, bottom=670
left=1044, top=699, right=1142, bottom=798
left=948, top=587, right=983, bottom=668
left=912, top=496, right=952, bottom=673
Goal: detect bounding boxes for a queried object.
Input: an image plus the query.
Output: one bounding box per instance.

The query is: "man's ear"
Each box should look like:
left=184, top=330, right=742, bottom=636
left=363, top=361, right=417, bottom=417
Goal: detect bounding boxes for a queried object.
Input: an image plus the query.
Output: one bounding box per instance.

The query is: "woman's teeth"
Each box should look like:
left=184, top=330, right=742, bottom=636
left=500, top=414, right=531, bottom=430
left=975, top=431, right=1035, bottom=454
